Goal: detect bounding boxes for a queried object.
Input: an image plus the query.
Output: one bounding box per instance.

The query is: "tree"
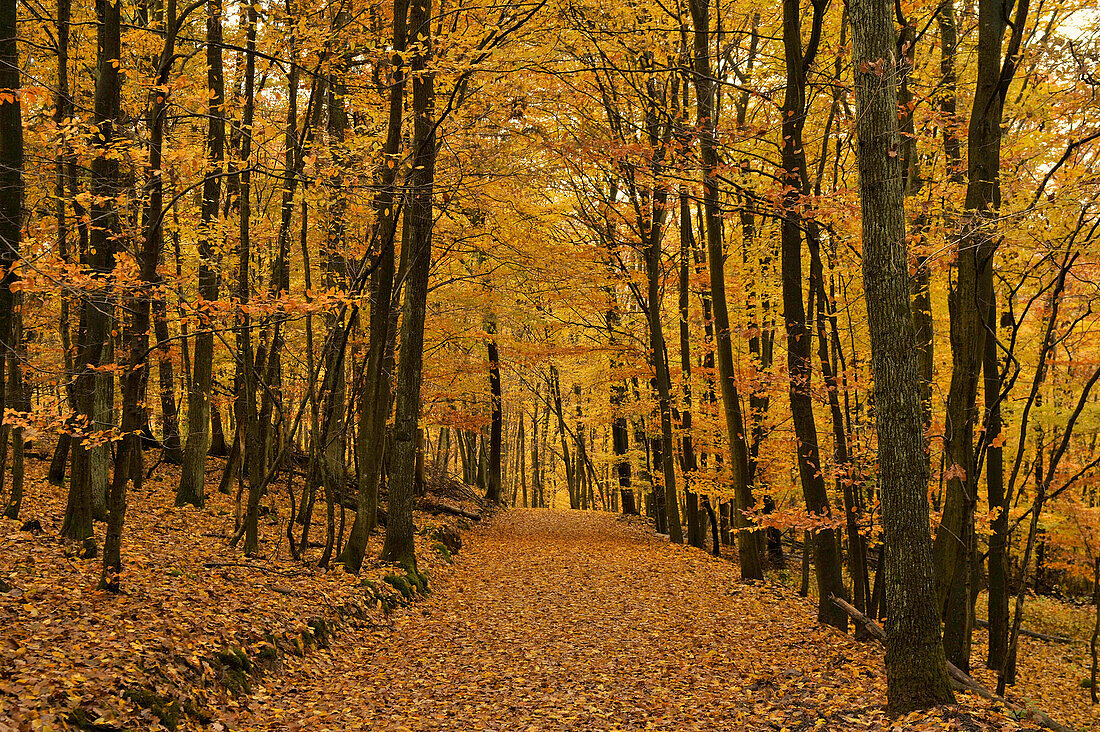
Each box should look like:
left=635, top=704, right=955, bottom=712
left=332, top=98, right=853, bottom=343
left=779, top=0, right=848, bottom=629
left=62, top=0, right=123, bottom=555
left=847, top=0, right=955, bottom=710
left=178, top=0, right=226, bottom=508
left=934, top=0, right=1031, bottom=672
left=687, top=0, right=763, bottom=579
left=485, top=320, right=504, bottom=504
left=0, top=0, right=23, bottom=520
left=381, top=0, right=435, bottom=574
left=342, top=0, right=409, bottom=573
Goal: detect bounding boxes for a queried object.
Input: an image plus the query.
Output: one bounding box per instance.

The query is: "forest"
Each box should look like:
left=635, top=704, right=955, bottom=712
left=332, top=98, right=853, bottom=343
left=1, top=0, right=1100, bottom=726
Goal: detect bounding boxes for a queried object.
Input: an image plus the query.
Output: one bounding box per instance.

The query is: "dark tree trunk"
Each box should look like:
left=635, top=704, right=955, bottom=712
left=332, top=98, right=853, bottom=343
left=779, top=0, right=847, bottom=628
left=46, top=0, right=76, bottom=490
left=0, top=0, right=23, bottom=519
left=686, top=0, right=761, bottom=574
left=848, top=0, right=955, bottom=710
left=380, top=0, right=434, bottom=574
left=934, top=0, right=1029, bottom=672
left=237, top=0, right=261, bottom=556
left=152, top=297, right=183, bottom=465
left=63, top=0, right=123, bottom=555
left=103, top=0, right=181, bottom=590
left=985, top=298, right=1009, bottom=669
left=485, top=326, right=503, bottom=504
left=550, top=366, right=576, bottom=508
left=341, top=0, right=407, bottom=573
left=645, top=226, right=682, bottom=544
left=178, top=0, right=225, bottom=506
left=678, top=190, right=702, bottom=550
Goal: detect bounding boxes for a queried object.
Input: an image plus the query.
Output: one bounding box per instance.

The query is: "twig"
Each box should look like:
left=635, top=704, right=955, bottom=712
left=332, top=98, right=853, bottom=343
left=974, top=617, right=1072, bottom=644
left=203, top=561, right=302, bottom=577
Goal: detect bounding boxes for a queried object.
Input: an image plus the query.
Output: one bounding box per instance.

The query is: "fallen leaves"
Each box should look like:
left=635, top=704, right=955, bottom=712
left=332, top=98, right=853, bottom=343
left=1, top=472, right=1092, bottom=731
left=0, top=458, right=457, bottom=730
left=231, top=510, right=1054, bottom=731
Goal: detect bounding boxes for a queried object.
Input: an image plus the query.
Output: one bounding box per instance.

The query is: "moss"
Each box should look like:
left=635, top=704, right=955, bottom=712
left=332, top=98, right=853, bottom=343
left=67, top=707, right=121, bottom=731
left=212, top=647, right=254, bottom=695
left=122, top=686, right=182, bottom=731
left=431, top=541, right=453, bottom=563
left=214, top=647, right=251, bottom=673
left=307, top=617, right=330, bottom=647
left=428, top=526, right=461, bottom=554
left=412, top=570, right=429, bottom=595
left=256, top=642, right=278, bottom=666
left=384, top=567, right=430, bottom=601
left=384, top=572, right=415, bottom=600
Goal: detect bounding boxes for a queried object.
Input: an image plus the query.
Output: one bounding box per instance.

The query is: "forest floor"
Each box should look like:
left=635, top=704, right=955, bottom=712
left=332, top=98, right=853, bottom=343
left=231, top=510, right=1082, bottom=732
left=1, top=461, right=1096, bottom=731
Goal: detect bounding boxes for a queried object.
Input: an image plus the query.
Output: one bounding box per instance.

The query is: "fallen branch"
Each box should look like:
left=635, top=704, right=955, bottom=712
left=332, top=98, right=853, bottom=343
left=203, top=561, right=302, bottom=577
left=974, top=617, right=1073, bottom=644
left=829, top=595, right=1071, bottom=732
left=419, top=498, right=481, bottom=521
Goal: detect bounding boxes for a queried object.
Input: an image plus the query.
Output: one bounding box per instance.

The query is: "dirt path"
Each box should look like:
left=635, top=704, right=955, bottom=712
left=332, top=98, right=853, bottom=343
left=233, top=510, right=1014, bottom=731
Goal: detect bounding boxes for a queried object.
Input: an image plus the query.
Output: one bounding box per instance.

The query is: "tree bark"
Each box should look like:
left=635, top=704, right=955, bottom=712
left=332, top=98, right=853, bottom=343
left=0, top=0, right=23, bottom=520
left=103, top=0, right=162, bottom=590
left=686, top=0, right=761, bottom=575
left=237, top=0, right=261, bottom=556
left=934, top=0, right=1029, bottom=672
left=485, top=323, right=503, bottom=504
left=380, top=0, right=434, bottom=574
left=848, top=0, right=954, bottom=709
left=779, top=0, right=847, bottom=627
left=178, top=0, right=225, bottom=506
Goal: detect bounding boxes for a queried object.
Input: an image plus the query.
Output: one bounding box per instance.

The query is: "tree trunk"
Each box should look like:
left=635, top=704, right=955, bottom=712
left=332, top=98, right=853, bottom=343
left=934, top=0, right=1029, bottom=672
left=779, top=0, right=847, bottom=628
left=550, top=366, right=576, bottom=508
left=380, top=0, right=433, bottom=574
left=1090, top=553, right=1099, bottom=704
left=102, top=0, right=157, bottom=590
left=152, top=297, right=183, bottom=464
left=46, top=0, right=77, bottom=489
left=342, top=0, right=409, bottom=572
left=985, top=298, right=1009, bottom=669
left=678, top=190, right=702, bottom=550
left=485, top=325, right=503, bottom=504
left=685, top=0, right=754, bottom=564
left=63, top=0, right=125, bottom=555
left=178, top=0, right=225, bottom=506
left=0, top=0, right=22, bottom=519
left=646, top=228, right=682, bottom=544
left=237, top=0, right=261, bottom=556
left=848, top=0, right=955, bottom=709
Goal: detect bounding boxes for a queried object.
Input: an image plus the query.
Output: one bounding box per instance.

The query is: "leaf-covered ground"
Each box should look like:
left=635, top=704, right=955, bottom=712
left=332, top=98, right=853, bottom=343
left=231, top=510, right=1074, bottom=732
left=0, top=459, right=461, bottom=730
left=2, top=469, right=1096, bottom=731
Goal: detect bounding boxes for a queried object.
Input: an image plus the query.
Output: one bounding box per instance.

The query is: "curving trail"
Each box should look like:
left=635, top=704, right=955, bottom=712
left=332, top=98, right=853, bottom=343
left=233, top=510, right=1002, bottom=731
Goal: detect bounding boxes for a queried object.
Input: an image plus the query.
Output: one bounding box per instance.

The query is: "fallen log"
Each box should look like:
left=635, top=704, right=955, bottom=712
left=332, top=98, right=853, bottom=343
left=974, top=617, right=1072, bottom=644
left=830, top=595, right=1071, bottom=732
left=418, top=498, right=481, bottom=521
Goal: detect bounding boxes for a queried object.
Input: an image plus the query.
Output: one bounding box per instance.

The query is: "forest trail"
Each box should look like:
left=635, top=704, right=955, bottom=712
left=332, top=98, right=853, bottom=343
left=235, top=510, right=951, bottom=732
